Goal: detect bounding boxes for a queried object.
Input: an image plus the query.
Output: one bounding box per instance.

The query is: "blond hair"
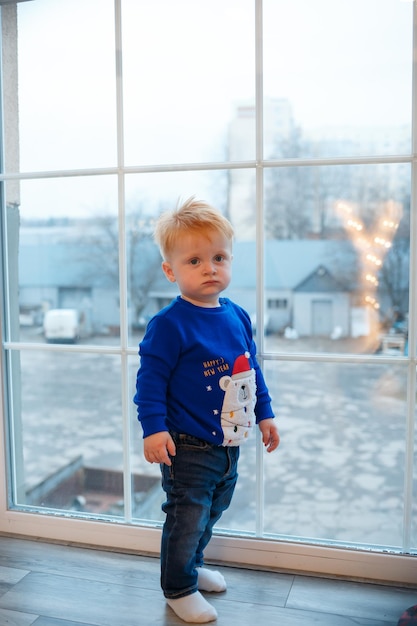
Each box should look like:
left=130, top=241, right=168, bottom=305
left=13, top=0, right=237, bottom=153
left=154, top=196, right=234, bottom=260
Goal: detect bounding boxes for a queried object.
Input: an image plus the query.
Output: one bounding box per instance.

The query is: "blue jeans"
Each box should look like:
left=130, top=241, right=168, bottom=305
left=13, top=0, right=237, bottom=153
left=160, top=432, right=239, bottom=599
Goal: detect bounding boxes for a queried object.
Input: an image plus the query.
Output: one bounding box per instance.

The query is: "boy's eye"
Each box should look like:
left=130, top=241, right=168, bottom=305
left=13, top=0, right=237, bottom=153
left=214, top=255, right=224, bottom=262
left=189, top=258, right=200, bottom=265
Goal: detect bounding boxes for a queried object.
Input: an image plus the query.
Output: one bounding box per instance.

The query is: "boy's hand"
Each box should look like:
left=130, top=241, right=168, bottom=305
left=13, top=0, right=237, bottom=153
left=258, top=418, right=280, bottom=453
left=144, top=432, right=176, bottom=466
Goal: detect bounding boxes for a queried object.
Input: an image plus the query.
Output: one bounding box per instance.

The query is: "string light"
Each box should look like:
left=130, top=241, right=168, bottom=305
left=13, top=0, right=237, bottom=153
left=374, top=236, right=392, bottom=249
left=365, top=274, right=379, bottom=286
left=366, top=253, right=382, bottom=266
left=347, top=219, right=363, bottom=231
left=334, top=199, right=402, bottom=313
left=365, top=295, right=380, bottom=310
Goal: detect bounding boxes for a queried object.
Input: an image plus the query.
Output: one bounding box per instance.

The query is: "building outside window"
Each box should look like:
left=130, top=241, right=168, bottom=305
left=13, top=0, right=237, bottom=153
left=0, top=0, right=415, bottom=583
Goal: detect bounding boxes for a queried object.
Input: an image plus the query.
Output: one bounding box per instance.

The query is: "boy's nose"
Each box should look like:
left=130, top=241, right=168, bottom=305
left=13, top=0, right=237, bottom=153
left=203, top=262, right=216, bottom=274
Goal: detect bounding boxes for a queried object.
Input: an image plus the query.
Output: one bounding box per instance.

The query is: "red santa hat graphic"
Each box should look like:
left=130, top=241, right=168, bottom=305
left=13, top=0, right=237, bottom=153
left=232, top=352, right=251, bottom=378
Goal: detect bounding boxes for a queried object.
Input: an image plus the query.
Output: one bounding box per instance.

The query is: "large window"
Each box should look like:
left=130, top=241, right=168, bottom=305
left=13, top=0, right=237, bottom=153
left=0, top=0, right=416, bottom=583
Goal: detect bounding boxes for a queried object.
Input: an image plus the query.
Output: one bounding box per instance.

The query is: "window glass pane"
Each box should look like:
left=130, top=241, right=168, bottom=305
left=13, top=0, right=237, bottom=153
left=264, top=361, right=407, bottom=547
left=228, top=168, right=257, bottom=242
left=263, top=163, right=410, bottom=355
left=14, top=0, right=117, bottom=172
left=263, top=0, right=413, bottom=159
left=10, top=177, right=119, bottom=343
left=125, top=169, right=252, bottom=345
left=122, top=0, right=255, bottom=165
left=11, top=352, right=124, bottom=517
left=128, top=355, right=163, bottom=523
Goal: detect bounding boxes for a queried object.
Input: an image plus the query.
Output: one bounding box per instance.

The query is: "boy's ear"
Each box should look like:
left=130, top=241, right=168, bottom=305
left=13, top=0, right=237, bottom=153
left=162, top=261, right=176, bottom=283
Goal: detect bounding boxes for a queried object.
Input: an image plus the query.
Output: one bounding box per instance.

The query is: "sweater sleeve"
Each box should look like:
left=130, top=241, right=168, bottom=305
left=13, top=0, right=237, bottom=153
left=133, top=315, right=180, bottom=438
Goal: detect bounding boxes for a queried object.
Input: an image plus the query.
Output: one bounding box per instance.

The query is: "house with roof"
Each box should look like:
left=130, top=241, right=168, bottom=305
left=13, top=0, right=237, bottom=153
left=292, top=264, right=351, bottom=337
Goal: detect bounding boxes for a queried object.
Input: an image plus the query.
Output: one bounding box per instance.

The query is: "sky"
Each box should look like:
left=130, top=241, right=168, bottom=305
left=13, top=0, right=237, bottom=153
left=13, top=0, right=414, bottom=219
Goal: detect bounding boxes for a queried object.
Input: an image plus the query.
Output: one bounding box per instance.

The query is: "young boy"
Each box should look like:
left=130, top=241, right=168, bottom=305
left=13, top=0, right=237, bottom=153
left=134, top=197, right=280, bottom=623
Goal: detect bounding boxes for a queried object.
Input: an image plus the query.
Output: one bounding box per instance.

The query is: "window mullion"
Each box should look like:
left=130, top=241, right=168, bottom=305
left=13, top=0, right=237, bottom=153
left=255, top=0, right=265, bottom=538
left=114, top=0, right=132, bottom=524
left=402, top=0, right=417, bottom=553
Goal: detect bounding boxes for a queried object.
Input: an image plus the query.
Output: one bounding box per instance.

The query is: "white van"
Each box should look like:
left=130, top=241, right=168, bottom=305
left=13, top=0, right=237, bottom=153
left=44, top=309, right=82, bottom=343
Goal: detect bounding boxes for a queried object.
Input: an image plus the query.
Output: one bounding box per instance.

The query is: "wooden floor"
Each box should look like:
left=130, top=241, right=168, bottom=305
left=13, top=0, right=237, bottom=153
left=0, top=535, right=416, bottom=626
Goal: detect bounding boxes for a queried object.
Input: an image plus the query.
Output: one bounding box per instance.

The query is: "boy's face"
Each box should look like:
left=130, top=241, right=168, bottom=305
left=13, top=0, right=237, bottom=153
left=162, top=230, right=233, bottom=307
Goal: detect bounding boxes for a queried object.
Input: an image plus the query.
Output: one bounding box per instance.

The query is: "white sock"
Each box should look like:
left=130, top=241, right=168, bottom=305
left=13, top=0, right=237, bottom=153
left=197, top=567, right=227, bottom=592
left=166, top=591, right=217, bottom=623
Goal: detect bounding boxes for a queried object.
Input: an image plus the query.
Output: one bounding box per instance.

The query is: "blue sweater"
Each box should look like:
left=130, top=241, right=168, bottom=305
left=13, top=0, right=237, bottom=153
left=134, top=296, right=275, bottom=446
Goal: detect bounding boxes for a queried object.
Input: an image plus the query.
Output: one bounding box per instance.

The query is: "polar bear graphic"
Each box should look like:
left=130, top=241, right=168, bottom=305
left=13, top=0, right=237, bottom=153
left=219, top=352, right=256, bottom=446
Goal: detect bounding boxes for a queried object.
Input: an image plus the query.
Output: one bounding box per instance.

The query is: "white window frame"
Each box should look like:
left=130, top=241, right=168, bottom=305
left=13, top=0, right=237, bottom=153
left=0, top=0, right=416, bottom=585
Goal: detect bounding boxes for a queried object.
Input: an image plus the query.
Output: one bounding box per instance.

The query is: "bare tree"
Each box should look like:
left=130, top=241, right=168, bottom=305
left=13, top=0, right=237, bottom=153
left=127, top=212, right=162, bottom=323
left=377, top=199, right=410, bottom=321
left=77, top=207, right=162, bottom=326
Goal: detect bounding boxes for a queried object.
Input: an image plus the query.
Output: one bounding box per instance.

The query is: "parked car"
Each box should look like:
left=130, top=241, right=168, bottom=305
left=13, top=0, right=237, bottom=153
left=44, top=309, right=84, bottom=343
